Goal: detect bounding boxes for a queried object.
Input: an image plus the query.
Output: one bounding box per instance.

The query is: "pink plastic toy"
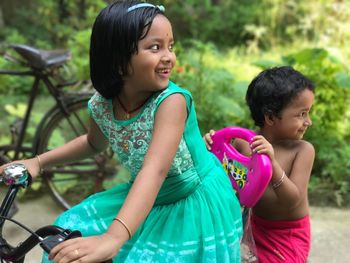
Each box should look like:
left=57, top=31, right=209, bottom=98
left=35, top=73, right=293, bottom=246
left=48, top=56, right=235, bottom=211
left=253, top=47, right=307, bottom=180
left=210, top=127, right=272, bottom=207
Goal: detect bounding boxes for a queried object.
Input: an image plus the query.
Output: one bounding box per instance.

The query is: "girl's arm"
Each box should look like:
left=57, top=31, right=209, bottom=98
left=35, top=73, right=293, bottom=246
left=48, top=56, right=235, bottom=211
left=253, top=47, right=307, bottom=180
left=0, top=117, right=108, bottom=179
left=49, top=93, right=188, bottom=262
left=109, top=93, right=187, bottom=240
left=39, top=117, right=108, bottom=170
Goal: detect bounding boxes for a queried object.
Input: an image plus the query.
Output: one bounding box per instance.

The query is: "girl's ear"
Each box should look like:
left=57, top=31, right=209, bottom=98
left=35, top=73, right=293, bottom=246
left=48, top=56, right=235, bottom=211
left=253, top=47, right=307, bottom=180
left=264, top=113, right=275, bottom=126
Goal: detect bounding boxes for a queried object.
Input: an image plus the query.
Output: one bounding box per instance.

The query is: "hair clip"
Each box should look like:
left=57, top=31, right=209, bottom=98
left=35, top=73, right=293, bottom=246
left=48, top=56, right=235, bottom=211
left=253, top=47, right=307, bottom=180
left=127, top=3, right=165, bottom=13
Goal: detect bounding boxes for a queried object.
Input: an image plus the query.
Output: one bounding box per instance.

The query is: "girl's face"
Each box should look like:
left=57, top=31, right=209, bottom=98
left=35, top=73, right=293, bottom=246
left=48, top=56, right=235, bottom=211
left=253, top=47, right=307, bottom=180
left=273, top=89, right=314, bottom=140
left=124, top=15, right=176, bottom=94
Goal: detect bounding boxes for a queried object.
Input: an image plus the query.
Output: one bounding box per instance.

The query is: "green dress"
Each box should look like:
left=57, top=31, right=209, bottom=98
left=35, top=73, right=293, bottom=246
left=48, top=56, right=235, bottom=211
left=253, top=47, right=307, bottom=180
left=42, top=81, right=243, bottom=262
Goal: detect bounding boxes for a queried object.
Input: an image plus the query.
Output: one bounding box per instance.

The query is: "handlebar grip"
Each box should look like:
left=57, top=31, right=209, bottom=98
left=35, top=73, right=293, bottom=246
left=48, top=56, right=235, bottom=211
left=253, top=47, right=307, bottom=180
left=40, top=230, right=113, bottom=263
left=40, top=230, right=82, bottom=253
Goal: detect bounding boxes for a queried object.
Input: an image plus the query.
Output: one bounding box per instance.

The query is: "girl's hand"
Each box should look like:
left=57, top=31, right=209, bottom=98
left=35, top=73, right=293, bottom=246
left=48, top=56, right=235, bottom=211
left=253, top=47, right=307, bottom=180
left=0, top=157, right=41, bottom=179
left=203, top=130, right=216, bottom=150
left=250, top=135, right=275, bottom=161
left=49, top=233, right=121, bottom=263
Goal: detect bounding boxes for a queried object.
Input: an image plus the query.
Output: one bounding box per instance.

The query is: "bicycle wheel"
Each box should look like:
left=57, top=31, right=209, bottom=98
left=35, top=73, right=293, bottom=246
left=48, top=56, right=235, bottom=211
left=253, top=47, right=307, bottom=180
left=35, top=98, right=120, bottom=210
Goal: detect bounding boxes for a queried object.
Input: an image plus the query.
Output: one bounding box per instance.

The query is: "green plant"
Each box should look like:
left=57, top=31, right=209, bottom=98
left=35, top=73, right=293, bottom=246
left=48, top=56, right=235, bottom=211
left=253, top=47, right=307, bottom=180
left=172, top=41, right=250, bottom=134
left=282, top=48, right=350, bottom=206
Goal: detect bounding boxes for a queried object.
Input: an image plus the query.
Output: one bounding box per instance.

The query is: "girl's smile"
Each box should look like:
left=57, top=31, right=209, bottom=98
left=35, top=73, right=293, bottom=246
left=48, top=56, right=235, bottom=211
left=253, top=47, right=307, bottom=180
left=125, top=15, right=176, bottom=94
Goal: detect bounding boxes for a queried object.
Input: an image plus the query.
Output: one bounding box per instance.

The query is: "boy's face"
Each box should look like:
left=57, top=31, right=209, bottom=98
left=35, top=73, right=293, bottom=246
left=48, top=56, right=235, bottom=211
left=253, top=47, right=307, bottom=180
left=273, top=89, right=314, bottom=140
left=124, top=15, right=176, bottom=93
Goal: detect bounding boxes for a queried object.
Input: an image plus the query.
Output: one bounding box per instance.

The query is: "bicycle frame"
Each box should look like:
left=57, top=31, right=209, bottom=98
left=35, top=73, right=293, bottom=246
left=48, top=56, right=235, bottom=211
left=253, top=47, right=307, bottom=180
left=0, top=165, right=78, bottom=263
left=0, top=68, right=42, bottom=160
left=0, top=44, right=118, bottom=211
left=0, top=63, right=83, bottom=160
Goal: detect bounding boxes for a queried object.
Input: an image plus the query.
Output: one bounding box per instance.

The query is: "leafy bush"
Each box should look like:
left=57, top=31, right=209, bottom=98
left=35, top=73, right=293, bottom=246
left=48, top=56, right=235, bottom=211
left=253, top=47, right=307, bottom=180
left=172, top=41, right=251, bottom=134
left=282, top=48, right=350, bottom=206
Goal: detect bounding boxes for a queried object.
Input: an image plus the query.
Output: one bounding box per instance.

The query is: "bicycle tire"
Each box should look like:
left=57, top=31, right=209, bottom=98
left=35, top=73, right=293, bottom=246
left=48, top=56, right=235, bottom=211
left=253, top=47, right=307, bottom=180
left=34, top=98, right=120, bottom=210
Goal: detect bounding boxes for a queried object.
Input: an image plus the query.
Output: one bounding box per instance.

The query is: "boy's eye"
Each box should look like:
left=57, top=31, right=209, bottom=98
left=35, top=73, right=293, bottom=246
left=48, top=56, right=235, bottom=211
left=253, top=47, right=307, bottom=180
left=169, top=44, right=174, bottom=52
left=298, top=111, right=309, bottom=119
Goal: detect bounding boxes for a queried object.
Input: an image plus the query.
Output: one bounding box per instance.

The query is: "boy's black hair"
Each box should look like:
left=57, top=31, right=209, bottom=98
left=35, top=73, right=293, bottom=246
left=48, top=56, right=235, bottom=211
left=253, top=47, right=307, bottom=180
left=246, top=66, right=315, bottom=127
left=90, top=0, right=166, bottom=99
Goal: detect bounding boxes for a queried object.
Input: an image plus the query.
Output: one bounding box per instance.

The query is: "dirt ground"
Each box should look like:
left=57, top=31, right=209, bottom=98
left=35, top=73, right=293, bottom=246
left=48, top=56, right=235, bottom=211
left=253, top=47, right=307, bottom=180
left=2, top=193, right=350, bottom=263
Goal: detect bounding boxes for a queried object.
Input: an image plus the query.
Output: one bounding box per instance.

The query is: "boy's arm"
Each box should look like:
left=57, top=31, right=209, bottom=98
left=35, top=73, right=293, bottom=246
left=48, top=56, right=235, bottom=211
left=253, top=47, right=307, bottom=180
left=251, top=136, right=315, bottom=209
left=264, top=141, right=314, bottom=209
left=275, top=141, right=315, bottom=208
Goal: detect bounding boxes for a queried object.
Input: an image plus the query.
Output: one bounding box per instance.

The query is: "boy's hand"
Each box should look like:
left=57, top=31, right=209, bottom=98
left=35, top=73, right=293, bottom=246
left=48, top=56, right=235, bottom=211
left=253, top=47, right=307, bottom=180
left=203, top=130, right=216, bottom=150
left=250, top=135, right=275, bottom=161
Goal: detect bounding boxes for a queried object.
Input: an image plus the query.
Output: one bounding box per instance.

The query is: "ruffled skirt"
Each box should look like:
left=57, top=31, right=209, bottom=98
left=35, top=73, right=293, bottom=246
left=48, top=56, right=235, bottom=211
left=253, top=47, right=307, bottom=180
left=42, top=171, right=243, bottom=262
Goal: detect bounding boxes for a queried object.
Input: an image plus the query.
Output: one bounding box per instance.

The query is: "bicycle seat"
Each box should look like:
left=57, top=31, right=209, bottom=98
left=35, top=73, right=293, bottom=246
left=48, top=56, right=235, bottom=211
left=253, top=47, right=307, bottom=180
left=9, top=44, right=71, bottom=70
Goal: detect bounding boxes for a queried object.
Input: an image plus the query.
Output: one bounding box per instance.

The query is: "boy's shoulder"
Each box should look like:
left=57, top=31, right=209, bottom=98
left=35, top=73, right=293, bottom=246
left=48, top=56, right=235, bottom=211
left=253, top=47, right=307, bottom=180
left=291, top=139, right=314, bottom=151
left=281, top=140, right=315, bottom=160
left=297, top=140, right=315, bottom=155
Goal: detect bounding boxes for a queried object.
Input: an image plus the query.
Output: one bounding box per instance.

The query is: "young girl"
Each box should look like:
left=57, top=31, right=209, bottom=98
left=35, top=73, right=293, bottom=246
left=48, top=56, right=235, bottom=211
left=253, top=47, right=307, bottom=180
left=0, top=1, right=243, bottom=262
left=205, top=66, right=315, bottom=262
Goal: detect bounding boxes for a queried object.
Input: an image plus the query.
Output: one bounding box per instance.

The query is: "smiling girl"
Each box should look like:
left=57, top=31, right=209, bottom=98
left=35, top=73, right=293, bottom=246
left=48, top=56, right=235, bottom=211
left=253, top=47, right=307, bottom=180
left=0, top=1, right=243, bottom=262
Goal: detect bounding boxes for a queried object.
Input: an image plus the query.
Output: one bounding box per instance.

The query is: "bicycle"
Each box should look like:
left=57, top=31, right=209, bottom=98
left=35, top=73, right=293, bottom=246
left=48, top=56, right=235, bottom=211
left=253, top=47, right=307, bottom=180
left=0, top=163, right=112, bottom=263
left=0, top=44, right=119, bottom=210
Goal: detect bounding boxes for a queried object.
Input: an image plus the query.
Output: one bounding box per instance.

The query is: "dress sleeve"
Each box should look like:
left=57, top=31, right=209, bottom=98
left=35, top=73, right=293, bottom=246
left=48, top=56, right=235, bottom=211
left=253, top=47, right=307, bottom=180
left=87, top=92, right=110, bottom=139
left=154, top=81, right=193, bottom=116
left=87, top=92, right=99, bottom=119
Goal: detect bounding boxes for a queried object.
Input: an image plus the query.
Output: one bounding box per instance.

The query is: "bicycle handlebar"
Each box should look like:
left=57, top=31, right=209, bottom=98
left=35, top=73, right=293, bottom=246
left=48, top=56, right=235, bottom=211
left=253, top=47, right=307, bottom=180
left=0, top=224, right=78, bottom=262
left=0, top=164, right=112, bottom=263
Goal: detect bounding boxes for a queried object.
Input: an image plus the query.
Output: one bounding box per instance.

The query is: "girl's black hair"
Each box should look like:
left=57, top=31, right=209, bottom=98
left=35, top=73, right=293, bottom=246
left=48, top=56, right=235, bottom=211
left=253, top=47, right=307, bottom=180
left=246, top=66, right=315, bottom=127
left=90, top=0, right=166, bottom=99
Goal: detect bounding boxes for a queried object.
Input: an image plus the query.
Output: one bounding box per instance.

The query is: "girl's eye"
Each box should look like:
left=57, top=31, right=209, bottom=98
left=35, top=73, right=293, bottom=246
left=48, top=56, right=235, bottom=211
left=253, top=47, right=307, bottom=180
left=169, top=44, right=174, bottom=52
left=150, top=44, right=160, bottom=50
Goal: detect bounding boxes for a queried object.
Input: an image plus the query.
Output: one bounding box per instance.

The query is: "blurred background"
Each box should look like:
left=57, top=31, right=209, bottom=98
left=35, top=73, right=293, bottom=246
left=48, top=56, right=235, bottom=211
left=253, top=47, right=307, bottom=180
left=0, top=0, right=349, bottom=209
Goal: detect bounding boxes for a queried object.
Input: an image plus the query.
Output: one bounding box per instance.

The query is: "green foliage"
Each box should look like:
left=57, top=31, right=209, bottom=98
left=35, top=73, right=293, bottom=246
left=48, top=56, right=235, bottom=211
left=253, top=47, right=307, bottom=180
left=281, top=48, right=350, bottom=206
left=2, top=0, right=106, bottom=47
left=156, top=0, right=262, bottom=47
left=67, top=29, right=92, bottom=81
left=0, top=55, right=33, bottom=95
left=172, top=41, right=250, bottom=134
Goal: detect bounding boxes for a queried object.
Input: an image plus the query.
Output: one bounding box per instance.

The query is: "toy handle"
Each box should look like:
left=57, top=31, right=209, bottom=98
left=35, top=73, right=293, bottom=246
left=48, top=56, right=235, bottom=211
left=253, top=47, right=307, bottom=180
left=210, top=127, right=272, bottom=207
left=211, top=127, right=256, bottom=167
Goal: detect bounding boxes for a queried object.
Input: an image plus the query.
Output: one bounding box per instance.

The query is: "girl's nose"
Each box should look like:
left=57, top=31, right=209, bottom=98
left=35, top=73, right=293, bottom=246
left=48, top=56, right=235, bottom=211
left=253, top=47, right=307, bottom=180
left=161, top=55, right=171, bottom=63
left=161, top=49, right=175, bottom=64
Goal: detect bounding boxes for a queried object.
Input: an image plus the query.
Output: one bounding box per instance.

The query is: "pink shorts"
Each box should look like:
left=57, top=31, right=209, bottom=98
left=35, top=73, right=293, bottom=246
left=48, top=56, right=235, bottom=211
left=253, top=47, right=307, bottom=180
left=251, top=213, right=311, bottom=263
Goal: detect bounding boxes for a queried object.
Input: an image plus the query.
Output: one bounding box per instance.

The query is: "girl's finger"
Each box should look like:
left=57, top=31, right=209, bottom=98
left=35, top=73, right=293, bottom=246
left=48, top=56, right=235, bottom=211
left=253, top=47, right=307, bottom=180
left=204, top=139, right=212, bottom=150
left=205, top=134, right=213, bottom=144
